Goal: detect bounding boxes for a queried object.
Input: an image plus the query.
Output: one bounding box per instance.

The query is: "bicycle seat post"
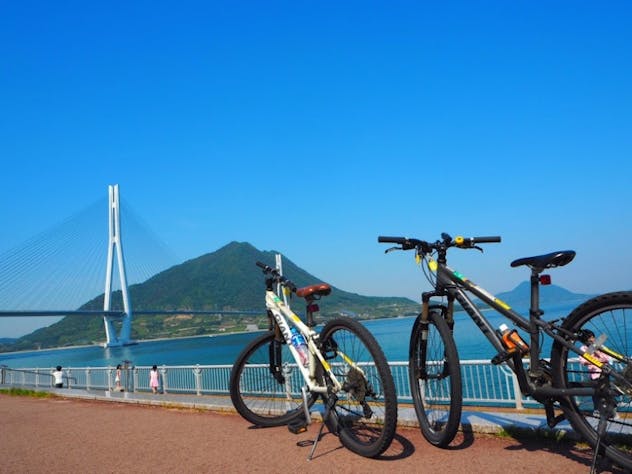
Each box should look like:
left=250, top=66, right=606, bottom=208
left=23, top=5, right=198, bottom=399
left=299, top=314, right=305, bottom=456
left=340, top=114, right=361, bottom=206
left=528, top=268, right=544, bottom=376
left=529, top=269, right=543, bottom=319
left=305, top=300, right=316, bottom=327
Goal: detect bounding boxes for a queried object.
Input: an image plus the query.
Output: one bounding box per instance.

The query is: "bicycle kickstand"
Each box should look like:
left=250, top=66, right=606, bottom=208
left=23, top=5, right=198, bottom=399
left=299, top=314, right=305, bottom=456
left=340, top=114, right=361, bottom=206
left=590, top=396, right=617, bottom=474
left=590, top=416, right=607, bottom=474
left=307, top=393, right=337, bottom=461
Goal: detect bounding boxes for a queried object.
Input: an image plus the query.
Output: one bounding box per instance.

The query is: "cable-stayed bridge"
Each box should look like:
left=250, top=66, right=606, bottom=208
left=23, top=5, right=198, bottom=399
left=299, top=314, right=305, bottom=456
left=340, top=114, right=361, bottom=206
left=0, top=185, right=258, bottom=347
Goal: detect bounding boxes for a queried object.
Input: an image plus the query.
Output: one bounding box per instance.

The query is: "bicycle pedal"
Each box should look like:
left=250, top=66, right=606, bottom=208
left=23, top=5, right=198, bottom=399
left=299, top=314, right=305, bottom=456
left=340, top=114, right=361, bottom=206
left=288, top=418, right=308, bottom=434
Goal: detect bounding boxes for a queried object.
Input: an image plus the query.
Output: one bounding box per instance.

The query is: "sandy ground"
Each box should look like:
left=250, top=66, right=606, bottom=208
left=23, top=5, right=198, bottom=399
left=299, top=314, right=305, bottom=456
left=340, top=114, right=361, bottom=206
left=0, top=394, right=626, bottom=473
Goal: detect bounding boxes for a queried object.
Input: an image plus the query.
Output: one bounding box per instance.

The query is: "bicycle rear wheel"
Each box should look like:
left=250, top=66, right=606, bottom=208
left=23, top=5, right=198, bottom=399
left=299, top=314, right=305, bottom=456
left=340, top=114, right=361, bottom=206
left=229, top=331, right=316, bottom=427
left=551, top=291, right=632, bottom=471
left=319, top=317, right=397, bottom=458
left=409, top=309, right=462, bottom=447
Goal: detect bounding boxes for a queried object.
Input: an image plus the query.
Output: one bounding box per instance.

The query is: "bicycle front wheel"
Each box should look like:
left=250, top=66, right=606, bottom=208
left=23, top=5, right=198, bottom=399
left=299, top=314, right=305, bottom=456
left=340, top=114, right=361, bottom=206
left=319, top=317, right=397, bottom=458
left=551, top=291, right=632, bottom=471
left=409, top=309, right=462, bottom=447
left=229, top=331, right=316, bottom=427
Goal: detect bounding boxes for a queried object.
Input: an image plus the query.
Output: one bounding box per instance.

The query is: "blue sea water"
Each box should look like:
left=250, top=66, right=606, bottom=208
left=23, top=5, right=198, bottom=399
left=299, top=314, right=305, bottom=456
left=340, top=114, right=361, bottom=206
left=0, top=304, right=578, bottom=369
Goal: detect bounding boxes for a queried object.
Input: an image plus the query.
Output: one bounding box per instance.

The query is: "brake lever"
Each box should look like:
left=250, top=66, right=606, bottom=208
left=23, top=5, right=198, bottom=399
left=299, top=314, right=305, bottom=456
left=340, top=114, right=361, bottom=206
left=384, top=246, right=402, bottom=254
left=473, top=245, right=484, bottom=253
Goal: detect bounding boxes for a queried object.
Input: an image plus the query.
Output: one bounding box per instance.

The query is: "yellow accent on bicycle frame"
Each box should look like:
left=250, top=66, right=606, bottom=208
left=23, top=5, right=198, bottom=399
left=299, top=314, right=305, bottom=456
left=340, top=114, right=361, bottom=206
left=494, top=299, right=511, bottom=311
left=338, top=351, right=365, bottom=375
left=582, top=352, right=605, bottom=367
left=599, top=345, right=626, bottom=362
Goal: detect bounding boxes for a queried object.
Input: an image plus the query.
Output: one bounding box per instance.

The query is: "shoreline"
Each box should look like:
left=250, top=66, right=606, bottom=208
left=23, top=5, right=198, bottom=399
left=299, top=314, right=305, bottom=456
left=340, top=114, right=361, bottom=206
left=0, top=327, right=268, bottom=357
left=0, top=313, right=417, bottom=357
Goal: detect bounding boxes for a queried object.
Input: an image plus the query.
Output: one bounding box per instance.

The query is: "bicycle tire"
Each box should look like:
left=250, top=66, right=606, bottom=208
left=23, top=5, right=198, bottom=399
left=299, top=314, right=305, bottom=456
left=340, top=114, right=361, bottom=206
left=409, top=309, right=462, bottom=447
left=318, top=317, right=397, bottom=458
left=229, top=331, right=317, bottom=427
left=550, top=291, right=632, bottom=471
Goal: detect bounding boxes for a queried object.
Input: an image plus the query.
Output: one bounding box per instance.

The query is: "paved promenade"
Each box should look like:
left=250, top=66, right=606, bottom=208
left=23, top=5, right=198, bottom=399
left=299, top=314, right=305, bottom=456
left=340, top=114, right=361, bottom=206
left=2, top=387, right=629, bottom=473
left=34, top=386, right=580, bottom=438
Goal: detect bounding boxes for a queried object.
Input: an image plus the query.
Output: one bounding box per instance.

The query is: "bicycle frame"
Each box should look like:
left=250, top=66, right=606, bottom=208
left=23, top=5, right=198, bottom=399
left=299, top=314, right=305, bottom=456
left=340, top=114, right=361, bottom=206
left=427, top=260, right=627, bottom=399
left=264, top=289, right=347, bottom=394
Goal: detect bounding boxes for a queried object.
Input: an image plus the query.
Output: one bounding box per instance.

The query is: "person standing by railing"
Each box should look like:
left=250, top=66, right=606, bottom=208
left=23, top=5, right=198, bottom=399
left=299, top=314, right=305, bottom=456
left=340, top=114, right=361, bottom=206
left=149, top=365, right=160, bottom=394
left=115, top=364, right=123, bottom=392
left=52, top=366, right=63, bottom=388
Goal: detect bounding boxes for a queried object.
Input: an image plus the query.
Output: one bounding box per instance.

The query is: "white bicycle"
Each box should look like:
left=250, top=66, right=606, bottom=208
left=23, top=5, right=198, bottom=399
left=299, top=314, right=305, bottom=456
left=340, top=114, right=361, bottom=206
left=229, top=261, right=397, bottom=459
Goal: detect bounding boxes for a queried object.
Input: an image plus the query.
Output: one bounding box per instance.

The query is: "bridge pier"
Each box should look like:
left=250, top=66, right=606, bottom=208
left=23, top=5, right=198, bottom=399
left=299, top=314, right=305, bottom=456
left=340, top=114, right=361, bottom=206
left=102, top=185, right=134, bottom=347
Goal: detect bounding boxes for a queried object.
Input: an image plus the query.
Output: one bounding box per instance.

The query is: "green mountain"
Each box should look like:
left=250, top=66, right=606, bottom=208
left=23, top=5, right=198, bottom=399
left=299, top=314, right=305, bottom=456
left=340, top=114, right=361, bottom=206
left=5, top=242, right=418, bottom=351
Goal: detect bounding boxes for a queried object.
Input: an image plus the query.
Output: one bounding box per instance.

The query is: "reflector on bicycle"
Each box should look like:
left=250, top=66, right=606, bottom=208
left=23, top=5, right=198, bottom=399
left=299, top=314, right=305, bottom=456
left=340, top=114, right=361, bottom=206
left=540, top=275, right=551, bottom=285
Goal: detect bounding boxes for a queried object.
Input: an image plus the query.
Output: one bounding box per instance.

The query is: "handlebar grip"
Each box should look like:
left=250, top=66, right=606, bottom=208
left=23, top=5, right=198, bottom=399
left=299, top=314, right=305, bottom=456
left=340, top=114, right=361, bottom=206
left=378, top=236, right=407, bottom=244
left=255, top=261, right=269, bottom=270
left=474, top=236, right=501, bottom=243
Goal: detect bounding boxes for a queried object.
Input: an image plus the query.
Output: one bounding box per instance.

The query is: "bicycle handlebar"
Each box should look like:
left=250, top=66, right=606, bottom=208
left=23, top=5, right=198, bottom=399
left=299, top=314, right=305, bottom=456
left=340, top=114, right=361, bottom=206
left=378, top=233, right=501, bottom=253
left=455, top=235, right=501, bottom=246
left=255, top=261, right=271, bottom=270
left=255, top=261, right=297, bottom=292
left=378, top=236, right=411, bottom=244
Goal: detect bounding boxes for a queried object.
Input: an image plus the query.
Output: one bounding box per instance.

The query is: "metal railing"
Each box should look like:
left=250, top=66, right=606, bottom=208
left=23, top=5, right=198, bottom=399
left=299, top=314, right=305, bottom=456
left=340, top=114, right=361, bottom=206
left=0, top=359, right=585, bottom=410
left=0, top=367, right=76, bottom=389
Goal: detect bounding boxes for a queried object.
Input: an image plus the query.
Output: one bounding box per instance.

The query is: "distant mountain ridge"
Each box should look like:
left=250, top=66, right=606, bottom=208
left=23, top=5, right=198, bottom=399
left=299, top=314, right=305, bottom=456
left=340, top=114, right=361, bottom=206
left=3, top=242, right=596, bottom=352
left=5, top=242, right=419, bottom=351
left=494, top=281, right=595, bottom=309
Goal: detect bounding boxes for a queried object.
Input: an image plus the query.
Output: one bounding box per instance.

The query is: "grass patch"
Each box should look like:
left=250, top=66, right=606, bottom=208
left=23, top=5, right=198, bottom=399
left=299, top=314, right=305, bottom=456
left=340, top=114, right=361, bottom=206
left=497, top=424, right=577, bottom=444
left=0, top=387, right=53, bottom=398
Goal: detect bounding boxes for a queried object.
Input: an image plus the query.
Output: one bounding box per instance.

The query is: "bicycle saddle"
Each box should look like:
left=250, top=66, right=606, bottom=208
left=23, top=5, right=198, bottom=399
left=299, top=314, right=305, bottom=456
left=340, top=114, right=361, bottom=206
left=296, top=283, right=332, bottom=299
left=510, top=250, right=576, bottom=271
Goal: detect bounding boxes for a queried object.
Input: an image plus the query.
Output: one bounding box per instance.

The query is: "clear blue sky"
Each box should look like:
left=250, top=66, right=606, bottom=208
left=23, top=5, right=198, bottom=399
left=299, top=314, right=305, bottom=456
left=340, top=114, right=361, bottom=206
left=1, top=2, right=631, bottom=337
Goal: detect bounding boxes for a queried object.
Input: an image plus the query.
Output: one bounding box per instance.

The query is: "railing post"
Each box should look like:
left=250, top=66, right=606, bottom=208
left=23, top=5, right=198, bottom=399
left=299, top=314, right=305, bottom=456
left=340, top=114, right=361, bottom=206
left=86, top=368, right=91, bottom=391
left=160, top=366, right=167, bottom=394
left=511, top=372, right=523, bottom=410
left=133, top=367, right=139, bottom=393
left=194, top=365, right=202, bottom=396
left=66, top=368, right=72, bottom=389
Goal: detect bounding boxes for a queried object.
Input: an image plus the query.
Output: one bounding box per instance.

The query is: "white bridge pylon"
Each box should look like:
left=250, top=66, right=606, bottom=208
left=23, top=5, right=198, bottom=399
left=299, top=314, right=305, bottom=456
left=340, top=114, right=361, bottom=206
left=103, top=184, right=133, bottom=347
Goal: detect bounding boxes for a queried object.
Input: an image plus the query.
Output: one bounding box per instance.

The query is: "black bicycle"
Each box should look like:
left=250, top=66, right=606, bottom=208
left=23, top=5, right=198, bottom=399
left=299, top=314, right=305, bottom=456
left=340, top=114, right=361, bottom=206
left=379, top=233, right=632, bottom=471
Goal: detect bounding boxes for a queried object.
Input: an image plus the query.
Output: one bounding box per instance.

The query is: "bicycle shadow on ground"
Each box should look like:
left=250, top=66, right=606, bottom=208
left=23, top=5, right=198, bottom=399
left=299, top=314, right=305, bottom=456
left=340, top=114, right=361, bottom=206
left=377, top=432, right=416, bottom=460
left=252, top=423, right=417, bottom=462
left=501, top=429, right=627, bottom=474
left=395, top=424, right=476, bottom=451
left=460, top=412, right=628, bottom=473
